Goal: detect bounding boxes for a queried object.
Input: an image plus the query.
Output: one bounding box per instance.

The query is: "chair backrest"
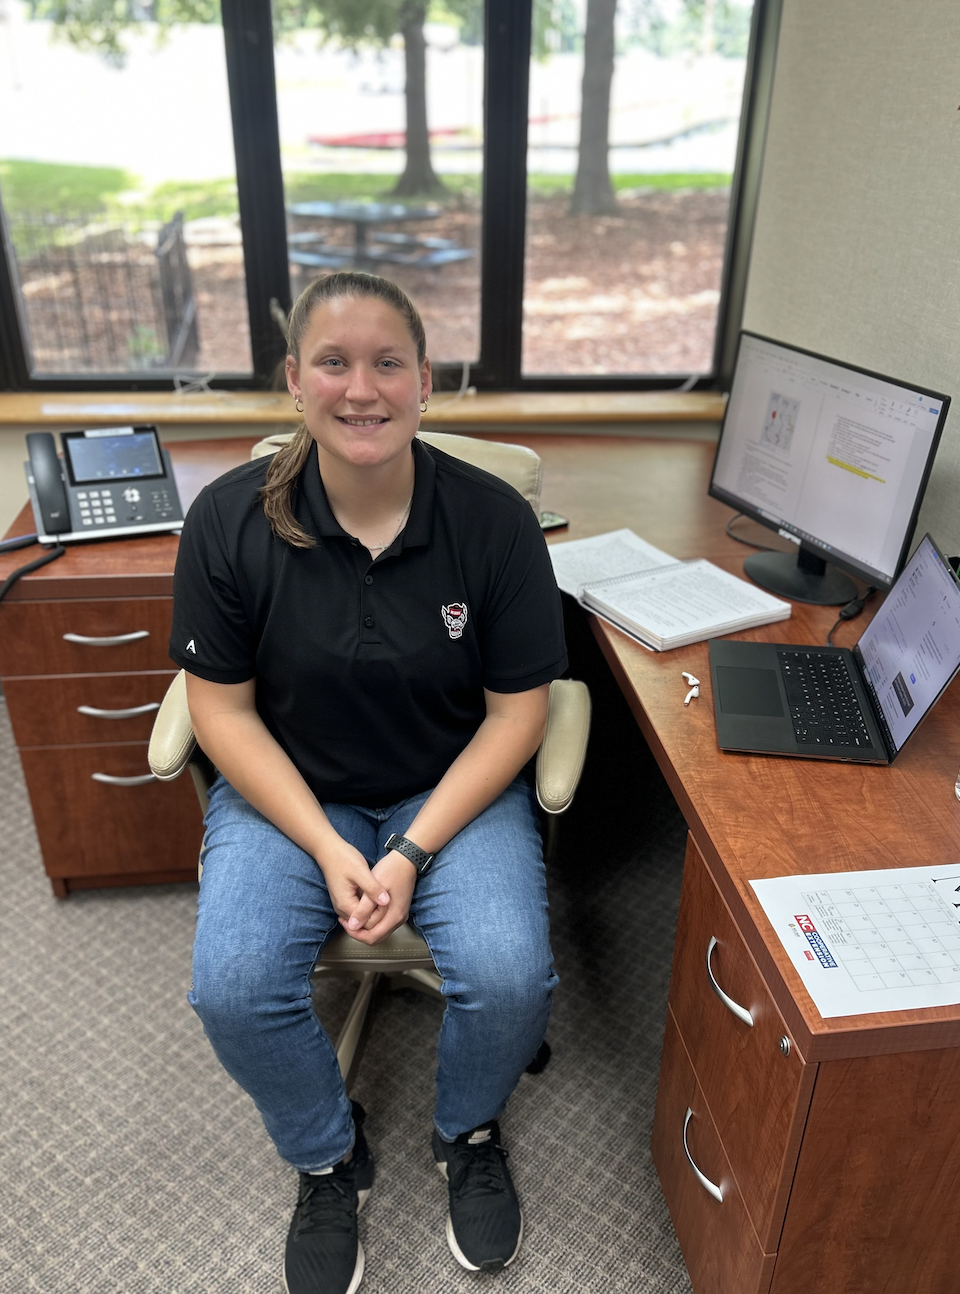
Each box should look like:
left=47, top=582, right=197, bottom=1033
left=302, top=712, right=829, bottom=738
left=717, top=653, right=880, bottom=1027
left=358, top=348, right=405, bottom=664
left=250, top=430, right=542, bottom=513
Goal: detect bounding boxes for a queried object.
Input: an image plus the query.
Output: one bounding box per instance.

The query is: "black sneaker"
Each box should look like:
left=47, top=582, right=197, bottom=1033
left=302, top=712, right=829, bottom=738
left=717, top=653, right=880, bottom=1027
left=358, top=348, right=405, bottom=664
left=432, top=1121, right=523, bottom=1273
left=284, top=1102, right=375, bottom=1294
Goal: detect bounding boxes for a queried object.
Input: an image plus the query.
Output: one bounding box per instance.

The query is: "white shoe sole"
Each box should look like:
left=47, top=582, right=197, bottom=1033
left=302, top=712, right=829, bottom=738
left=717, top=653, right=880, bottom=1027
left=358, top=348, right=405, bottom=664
left=436, top=1161, right=523, bottom=1272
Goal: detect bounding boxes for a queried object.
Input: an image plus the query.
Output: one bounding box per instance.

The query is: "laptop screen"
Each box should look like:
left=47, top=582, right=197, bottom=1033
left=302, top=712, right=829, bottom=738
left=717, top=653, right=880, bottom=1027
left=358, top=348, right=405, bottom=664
left=857, top=536, right=960, bottom=753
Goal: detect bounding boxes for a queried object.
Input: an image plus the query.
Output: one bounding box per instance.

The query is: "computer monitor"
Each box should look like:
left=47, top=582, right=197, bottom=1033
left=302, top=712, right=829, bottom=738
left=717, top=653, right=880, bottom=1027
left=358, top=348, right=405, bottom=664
left=709, top=332, right=950, bottom=605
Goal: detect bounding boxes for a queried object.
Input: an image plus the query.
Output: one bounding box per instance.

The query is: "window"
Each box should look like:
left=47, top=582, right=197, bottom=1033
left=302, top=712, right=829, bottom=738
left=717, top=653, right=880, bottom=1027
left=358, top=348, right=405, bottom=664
left=523, top=0, right=755, bottom=378
left=0, top=0, right=775, bottom=391
left=272, top=0, right=483, bottom=367
left=0, top=0, right=252, bottom=379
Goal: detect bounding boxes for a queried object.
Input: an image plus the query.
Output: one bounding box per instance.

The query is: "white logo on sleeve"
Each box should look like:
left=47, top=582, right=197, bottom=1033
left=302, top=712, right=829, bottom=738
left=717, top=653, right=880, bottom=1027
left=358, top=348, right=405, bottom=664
left=185, top=639, right=197, bottom=654
left=441, top=603, right=468, bottom=639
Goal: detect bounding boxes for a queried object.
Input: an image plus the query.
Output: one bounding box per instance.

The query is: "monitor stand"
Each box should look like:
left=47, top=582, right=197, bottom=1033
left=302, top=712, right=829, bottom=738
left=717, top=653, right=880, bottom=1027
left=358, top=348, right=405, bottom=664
left=743, top=547, right=857, bottom=606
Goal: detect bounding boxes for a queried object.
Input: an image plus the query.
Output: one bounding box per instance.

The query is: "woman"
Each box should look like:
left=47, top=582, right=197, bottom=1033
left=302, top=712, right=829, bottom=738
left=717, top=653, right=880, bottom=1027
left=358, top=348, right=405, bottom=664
left=169, top=272, right=567, bottom=1294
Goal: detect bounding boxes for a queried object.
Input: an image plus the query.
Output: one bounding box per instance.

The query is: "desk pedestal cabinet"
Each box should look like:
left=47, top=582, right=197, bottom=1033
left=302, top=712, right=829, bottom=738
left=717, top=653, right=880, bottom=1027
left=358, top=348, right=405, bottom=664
left=0, top=593, right=202, bottom=895
left=653, top=835, right=960, bottom=1294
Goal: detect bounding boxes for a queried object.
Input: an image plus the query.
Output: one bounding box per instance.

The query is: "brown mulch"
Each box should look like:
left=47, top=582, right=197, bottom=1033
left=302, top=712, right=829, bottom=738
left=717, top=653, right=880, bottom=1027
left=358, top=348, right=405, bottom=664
left=21, top=188, right=731, bottom=379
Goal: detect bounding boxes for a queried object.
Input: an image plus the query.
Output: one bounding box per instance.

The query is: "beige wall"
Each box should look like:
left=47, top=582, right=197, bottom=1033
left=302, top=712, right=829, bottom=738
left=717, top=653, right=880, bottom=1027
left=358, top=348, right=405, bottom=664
left=743, top=0, right=960, bottom=556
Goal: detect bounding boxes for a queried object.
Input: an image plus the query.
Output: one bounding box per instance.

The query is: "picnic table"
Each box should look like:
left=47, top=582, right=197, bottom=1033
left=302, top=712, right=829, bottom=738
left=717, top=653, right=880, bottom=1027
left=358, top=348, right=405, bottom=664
left=286, top=200, right=475, bottom=273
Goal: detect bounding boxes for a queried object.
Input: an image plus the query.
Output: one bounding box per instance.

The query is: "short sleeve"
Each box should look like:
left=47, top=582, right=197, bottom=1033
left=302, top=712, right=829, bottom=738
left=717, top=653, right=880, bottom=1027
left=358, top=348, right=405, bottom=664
left=168, top=486, right=257, bottom=683
left=478, top=500, right=567, bottom=693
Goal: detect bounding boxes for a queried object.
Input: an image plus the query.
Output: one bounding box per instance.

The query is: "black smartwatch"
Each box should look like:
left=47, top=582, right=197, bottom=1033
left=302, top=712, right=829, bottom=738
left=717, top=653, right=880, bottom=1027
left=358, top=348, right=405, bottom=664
left=384, top=832, right=435, bottom=878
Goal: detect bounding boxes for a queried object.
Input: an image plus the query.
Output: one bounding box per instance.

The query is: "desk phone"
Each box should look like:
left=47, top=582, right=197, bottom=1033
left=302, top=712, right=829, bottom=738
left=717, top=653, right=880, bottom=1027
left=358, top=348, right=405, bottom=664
left=25, top=426, right=185, bottom=544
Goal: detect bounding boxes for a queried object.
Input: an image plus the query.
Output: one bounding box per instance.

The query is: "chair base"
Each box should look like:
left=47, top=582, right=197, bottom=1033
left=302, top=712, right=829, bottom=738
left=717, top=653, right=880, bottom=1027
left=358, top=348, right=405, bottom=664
left=314, top=962, right=444, bottom=1092
left=314, top=965, right=551, bottom=1092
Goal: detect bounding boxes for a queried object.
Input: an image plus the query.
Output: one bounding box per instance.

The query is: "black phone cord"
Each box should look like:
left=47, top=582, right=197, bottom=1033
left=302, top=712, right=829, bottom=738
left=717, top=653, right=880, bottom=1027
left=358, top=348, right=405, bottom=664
left=0, top=542, right=67, bottom=605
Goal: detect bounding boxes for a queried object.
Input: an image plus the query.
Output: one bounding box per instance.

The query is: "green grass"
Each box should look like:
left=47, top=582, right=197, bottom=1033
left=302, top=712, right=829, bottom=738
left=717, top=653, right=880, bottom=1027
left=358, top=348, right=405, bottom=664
left=0, top=159, right=136, bottom=215
left=282, top=171, right=481, bottom=204
left=527, top=171, right=731, bottom=195
left=0, top=159, right=732, bottom=229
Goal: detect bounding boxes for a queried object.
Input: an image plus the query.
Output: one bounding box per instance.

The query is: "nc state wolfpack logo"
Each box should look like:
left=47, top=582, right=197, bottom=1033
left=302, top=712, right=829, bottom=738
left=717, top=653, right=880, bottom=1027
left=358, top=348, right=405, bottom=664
left=441, top=602, right=468, bottom=639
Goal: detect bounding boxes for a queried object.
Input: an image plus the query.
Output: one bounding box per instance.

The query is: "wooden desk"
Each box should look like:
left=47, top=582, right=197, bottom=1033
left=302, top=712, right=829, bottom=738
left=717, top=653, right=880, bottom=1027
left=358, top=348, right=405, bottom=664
left=3, top=434, right=959, bottom=1291
left=0, top=438, right=254, bottom=894
left=531, top=437, right=960, bottom=1294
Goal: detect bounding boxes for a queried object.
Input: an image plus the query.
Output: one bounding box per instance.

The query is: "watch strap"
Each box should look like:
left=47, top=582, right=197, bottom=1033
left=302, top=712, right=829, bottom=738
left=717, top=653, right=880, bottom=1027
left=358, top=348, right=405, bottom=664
left=384, top=832, right=435, bottom=877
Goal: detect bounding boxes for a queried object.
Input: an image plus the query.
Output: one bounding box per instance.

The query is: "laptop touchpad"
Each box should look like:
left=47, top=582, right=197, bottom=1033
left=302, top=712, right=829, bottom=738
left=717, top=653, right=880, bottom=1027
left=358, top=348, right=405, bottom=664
left=716, top=665, right=784, bottom=717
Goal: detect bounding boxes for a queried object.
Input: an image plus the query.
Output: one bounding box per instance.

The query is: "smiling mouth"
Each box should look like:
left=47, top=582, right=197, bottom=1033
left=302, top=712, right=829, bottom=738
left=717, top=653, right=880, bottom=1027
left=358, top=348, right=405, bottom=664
left=338, top=415, right=388, bottom=426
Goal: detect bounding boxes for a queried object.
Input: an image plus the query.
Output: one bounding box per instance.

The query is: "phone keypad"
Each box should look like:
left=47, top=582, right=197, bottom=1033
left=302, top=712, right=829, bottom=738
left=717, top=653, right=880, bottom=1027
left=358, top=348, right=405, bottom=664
left=77, top=488, right=120, bottom=527
left=72, top=482, right=180, bottom=532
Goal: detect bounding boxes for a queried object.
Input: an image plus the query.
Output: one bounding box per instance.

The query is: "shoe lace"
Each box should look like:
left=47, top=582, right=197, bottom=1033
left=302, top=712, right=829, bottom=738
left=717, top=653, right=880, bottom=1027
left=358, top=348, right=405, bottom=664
left=294, top=1172, right=355, bottom=1238
left=448, top=1139, right=509, bottom=1200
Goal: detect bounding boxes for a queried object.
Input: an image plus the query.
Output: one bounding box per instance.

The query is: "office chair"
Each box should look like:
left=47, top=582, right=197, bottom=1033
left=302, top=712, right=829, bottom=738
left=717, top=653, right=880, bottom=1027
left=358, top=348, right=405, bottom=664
left=148, top=432, right=591, bottom=1090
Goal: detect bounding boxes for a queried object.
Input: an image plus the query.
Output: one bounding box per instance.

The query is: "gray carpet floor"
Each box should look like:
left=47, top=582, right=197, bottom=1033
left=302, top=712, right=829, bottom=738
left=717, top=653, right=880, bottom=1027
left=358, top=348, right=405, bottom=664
left=0, top=616, right=694, bottom=1294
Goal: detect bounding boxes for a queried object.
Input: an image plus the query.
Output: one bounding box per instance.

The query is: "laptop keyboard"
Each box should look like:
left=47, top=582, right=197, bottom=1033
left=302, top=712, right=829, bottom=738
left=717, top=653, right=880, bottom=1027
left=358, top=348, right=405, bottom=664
left=777, top=651, right=874, bottom=748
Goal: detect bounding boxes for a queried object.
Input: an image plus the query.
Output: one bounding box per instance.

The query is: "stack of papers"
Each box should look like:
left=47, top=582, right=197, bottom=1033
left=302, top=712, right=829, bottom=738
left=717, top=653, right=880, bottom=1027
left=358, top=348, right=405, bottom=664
left=549, top=528, right=791, bottom=652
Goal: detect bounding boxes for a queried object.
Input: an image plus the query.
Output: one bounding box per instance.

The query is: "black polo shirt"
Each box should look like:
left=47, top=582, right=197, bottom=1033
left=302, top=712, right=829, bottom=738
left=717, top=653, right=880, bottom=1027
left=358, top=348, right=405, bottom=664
left=169, top=438, right=567, bottom=807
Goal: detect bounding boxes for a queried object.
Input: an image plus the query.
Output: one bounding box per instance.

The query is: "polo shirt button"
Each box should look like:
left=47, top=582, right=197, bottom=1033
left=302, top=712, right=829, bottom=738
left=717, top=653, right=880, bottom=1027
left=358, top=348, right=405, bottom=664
left=364, top=575, right=373, bottom=585
left=364, top=616, right=375, bottom=628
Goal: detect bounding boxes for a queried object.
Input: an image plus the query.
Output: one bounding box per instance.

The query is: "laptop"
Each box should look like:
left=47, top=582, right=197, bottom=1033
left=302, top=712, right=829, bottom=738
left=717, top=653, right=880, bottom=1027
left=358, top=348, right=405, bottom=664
left=709, top=535, right=960, bottom=764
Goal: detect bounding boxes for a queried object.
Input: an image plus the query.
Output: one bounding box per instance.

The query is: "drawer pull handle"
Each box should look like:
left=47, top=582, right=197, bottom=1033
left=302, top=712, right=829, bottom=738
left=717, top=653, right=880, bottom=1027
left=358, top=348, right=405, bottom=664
left=706, top=936, right=754, bottom=1027
left=77, top=702, right=161, bottom=720
left=682, top=1107, right=723, bottom=1202
left=63, top=631, right=150, bottom=646
left=91, top=772, right=157, bottom=786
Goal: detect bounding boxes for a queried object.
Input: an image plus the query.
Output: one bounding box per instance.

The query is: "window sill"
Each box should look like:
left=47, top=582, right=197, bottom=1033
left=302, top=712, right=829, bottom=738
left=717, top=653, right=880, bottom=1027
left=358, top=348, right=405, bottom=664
left=0, top=389, right=725, bottom=429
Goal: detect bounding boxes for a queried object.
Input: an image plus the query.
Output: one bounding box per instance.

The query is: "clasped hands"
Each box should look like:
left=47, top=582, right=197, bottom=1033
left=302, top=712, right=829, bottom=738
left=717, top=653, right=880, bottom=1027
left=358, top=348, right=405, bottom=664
left=321, top=840, right=417, bottom=946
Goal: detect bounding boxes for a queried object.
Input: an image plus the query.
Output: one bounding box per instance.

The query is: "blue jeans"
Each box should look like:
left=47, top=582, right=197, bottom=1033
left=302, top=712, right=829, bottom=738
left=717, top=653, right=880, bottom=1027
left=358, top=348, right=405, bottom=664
left=188, top=774, right=557, bottom=1172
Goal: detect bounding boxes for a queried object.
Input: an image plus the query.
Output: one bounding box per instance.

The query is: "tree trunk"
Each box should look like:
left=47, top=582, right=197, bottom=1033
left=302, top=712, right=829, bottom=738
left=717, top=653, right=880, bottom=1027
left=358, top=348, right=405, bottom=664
left=700, top=0, right=717, bottom=55
left=392, top=1, right=447, bottom=197
left=569, top=0, right=618, bottom=216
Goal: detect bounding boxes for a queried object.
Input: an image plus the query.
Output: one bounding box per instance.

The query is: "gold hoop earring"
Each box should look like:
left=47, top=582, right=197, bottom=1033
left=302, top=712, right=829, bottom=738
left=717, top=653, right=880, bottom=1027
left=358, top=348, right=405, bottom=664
left=295, top=398, right=303, bottom=413
left=420, top=399, right=429, bottom=414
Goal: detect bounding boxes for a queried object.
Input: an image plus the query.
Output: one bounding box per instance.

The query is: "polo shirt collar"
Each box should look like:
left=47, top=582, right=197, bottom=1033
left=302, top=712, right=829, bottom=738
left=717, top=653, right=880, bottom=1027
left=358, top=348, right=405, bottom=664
left=296, top=436, right=436, bottom=548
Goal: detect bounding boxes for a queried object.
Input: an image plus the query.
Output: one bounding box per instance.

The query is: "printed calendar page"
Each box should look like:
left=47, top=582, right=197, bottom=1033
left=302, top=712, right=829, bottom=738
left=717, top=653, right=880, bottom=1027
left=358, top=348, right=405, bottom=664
left=751, top=865, right=960, bottom=1018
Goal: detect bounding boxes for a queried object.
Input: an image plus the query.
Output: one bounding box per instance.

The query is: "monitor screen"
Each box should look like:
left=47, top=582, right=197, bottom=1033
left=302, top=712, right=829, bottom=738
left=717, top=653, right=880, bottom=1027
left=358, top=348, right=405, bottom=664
left=709, top=333, right=949, bottom=604
left=855, top=535, right=960, bottom=755
left=62, top=426, right=164, bottom=485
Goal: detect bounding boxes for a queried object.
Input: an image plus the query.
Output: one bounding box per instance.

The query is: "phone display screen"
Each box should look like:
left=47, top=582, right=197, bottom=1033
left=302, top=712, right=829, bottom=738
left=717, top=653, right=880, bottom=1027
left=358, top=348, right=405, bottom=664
left=63, top=427, right=164, bottom=484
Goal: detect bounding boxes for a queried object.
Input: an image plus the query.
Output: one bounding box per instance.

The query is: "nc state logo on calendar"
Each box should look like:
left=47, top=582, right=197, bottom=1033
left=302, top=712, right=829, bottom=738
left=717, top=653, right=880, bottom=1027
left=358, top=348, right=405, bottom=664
left=441, top=602, right=468, bottom=639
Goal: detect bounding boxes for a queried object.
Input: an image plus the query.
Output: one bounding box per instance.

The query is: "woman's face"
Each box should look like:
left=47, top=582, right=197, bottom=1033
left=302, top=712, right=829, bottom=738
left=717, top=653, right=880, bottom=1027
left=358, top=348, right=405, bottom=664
left=285, top=294, right=431, bottom=473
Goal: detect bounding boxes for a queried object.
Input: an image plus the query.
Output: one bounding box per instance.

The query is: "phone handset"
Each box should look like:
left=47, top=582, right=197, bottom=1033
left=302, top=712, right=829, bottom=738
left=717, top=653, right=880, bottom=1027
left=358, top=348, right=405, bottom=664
left=26, top=432, right=71, bottom=535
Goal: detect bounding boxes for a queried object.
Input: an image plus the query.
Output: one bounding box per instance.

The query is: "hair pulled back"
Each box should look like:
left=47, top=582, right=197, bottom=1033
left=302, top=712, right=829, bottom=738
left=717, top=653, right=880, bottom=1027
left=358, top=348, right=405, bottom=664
left=261, top=272, right=427, bottom=549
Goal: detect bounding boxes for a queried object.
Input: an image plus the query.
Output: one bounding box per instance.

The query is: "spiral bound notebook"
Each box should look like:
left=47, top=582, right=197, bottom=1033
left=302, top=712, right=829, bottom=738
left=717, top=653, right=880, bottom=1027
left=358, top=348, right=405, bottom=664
left=578, top=557, right=792, bottom=651
left=548, top=529, right=792, bottom=651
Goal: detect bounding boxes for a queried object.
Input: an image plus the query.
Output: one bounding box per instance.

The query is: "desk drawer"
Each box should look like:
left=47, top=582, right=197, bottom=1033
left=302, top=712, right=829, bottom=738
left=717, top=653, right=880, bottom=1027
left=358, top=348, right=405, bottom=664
left=652, top=1010, right=775, bottom=1294
left=19, top=743, right=204, bottom=879
left=0, top=598, right=173, bottom=675
left=669, top=836, right=815, bottom=1250
left=5, top=672, right=176, bottom=747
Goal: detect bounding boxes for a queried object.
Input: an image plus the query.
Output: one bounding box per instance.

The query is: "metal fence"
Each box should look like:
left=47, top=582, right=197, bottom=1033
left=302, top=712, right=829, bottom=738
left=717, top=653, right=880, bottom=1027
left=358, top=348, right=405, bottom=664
left=8, top=210, right=198, bottom=374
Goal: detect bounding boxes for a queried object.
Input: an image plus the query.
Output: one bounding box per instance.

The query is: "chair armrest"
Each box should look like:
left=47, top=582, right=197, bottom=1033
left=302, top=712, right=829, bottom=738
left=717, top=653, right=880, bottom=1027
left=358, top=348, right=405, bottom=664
left=536, top=679, right=591, bottom=815
left=147, top=666, right=590, bottom=817
left=148, top=670, right=197, bottom=781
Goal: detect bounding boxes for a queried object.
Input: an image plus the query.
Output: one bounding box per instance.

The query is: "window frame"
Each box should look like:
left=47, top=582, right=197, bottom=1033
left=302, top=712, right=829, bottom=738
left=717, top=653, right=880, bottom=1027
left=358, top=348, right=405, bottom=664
left=0, top=0, right=779, bottom=393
